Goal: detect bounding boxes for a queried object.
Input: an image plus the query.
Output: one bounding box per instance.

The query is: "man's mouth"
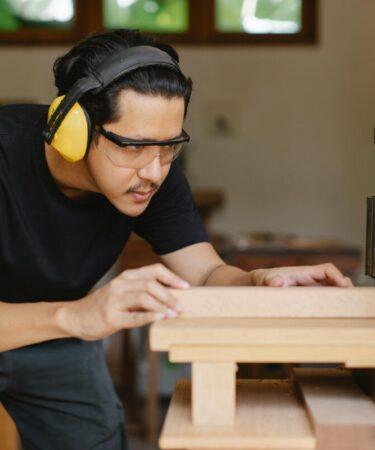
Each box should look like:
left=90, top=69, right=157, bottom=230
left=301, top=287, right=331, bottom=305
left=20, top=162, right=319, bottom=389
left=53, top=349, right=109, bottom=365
left=128, top=188, right=156, bottom=202
left=134, top=190, right=154, bottom=195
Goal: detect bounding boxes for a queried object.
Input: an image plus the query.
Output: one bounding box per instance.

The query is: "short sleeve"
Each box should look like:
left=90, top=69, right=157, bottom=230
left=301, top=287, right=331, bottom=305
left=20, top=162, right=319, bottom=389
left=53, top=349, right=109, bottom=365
left=133, top=162, right=209, bottom=255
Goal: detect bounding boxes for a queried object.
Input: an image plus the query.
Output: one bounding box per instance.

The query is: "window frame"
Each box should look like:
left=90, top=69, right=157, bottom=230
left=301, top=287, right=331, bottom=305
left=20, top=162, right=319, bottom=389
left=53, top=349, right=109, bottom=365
left=0, top=0, right=101, bottom=45
left=202, top=0, right=317, bottom=45
left=0, top=0, right=317, bottom=45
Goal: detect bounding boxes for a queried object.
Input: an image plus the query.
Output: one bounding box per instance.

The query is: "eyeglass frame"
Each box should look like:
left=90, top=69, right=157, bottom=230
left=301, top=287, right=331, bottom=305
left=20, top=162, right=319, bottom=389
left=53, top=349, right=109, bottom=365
left=97, top=125, right=190, bottom=149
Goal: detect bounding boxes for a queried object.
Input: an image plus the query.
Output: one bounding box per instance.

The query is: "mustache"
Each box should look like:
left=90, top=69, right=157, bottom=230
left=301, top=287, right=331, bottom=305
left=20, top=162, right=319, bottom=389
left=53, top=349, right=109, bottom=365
left=127, top=182, right=159, bottom=193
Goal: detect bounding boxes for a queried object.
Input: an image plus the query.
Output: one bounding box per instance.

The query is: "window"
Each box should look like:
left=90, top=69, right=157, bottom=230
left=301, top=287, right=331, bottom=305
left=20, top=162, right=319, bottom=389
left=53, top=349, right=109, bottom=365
left=0, top=0, right=90, bottom=43
left=216, top=0, right=302, bottom=34
left=104, top=0, right=189, bottom=34
left=0, top=0, right=74, bottom=30
left=0, top=0, right=317, bottom=45
left=210, top=0, right=315, bottom=43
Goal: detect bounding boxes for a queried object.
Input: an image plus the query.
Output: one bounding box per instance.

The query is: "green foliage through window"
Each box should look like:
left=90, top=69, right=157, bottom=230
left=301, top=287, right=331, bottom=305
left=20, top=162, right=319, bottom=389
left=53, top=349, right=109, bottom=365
left=216, top=0, right=302, bottom=34
left=104, top=0, right=189, bottom=33
left=0, top=0, right=74, bottom=31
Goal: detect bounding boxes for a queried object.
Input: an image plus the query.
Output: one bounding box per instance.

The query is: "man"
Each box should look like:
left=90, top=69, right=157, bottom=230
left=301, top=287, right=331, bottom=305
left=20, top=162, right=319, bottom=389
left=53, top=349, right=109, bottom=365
left=0, top=29, right=351, bottom=449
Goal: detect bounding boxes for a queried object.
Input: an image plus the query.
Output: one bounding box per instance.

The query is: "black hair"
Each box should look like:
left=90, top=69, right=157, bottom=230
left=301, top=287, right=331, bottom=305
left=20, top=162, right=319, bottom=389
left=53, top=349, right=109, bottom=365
left=53, top=29, right=192, bottom=130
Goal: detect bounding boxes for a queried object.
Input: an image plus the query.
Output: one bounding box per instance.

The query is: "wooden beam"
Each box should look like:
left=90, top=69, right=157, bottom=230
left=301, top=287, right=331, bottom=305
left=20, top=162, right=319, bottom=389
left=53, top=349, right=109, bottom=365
left=293, top=368, right=375, bottom=450
left=169, top=344, right=375, bottom=367
left=159, top=379, right=315, bottom=449
left=192, top=362, right=236, bottom=426
left=169, top=287, right=375, bottom=318
left=150, top=318, right=375, bottom=352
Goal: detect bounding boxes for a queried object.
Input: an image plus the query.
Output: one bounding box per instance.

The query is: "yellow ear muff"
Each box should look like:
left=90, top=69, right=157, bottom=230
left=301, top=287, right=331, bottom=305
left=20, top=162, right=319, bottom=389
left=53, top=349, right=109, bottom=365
left=47, top=96, right=90, bottom=163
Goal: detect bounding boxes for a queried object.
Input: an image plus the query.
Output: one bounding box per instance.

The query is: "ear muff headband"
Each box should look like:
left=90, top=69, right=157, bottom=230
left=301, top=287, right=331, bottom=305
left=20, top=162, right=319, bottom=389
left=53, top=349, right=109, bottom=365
left=43, top=45, right=182, bottom=162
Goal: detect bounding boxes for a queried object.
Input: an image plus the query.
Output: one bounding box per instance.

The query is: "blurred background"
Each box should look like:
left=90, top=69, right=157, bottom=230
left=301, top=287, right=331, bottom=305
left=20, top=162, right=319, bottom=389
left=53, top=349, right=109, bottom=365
left=0, top=1, right=374, bottom=449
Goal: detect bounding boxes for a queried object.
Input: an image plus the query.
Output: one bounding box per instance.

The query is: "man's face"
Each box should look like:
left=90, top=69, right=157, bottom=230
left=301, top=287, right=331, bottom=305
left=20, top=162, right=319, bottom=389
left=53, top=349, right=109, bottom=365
left=87, top=89, right=185, bottom=216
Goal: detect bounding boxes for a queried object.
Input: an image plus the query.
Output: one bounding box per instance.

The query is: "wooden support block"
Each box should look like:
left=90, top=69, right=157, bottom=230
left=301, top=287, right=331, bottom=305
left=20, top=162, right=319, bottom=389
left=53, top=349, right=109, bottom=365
left=170, top=344, right=375, bottom=367
left=192, top=362, right=236, bottom=426
left=170, top=287, right=375, bottom=318
left=293, top=368, right=375, bottom=450
left=159, top=379, right=315, bottom=449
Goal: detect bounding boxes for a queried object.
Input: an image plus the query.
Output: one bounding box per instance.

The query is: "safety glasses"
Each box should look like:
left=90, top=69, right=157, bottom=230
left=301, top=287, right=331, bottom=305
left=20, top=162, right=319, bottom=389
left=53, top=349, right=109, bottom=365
left=97, top=126, right=190, bottom=169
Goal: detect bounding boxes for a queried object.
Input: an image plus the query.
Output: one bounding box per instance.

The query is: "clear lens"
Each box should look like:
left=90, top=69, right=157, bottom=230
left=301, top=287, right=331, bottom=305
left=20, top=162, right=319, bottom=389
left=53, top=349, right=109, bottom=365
left=103, top=141, right=185, bottom=168
left=171, top=142, right=184, bottom=161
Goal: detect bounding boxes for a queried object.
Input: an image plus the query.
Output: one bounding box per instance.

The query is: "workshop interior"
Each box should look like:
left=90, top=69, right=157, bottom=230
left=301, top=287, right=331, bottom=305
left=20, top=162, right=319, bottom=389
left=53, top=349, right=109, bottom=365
left=0, top=1, right=374, bottom=450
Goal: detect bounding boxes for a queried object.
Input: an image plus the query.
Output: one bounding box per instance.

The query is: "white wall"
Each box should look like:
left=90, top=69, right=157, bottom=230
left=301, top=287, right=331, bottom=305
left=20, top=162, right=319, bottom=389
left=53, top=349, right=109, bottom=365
left=0, top=0, right=374, bottom=249
left=182, top=0, right=375, bottom=249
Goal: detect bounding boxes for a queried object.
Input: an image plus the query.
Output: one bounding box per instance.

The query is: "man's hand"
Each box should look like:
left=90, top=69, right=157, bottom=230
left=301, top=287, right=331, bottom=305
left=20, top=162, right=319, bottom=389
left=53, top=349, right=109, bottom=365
left=56, top=263, right=189, bottom=341
left=248, top=263, right=353, bottom=287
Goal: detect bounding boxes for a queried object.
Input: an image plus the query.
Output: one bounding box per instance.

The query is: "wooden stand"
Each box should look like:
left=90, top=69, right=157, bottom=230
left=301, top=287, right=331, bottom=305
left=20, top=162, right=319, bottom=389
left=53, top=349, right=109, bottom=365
left=150, top=287, right=375, bottom=450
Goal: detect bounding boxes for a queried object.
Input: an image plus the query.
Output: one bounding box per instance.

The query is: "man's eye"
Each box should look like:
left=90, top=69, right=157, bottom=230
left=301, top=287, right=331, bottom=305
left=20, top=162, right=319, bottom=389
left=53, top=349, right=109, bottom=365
left=124, top=145, right=142, bottom=152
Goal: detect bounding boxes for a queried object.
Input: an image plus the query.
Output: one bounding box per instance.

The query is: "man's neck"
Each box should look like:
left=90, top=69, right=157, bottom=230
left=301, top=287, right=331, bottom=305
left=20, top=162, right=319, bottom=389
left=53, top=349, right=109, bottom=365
left=44, top=143, right=99, bottom=200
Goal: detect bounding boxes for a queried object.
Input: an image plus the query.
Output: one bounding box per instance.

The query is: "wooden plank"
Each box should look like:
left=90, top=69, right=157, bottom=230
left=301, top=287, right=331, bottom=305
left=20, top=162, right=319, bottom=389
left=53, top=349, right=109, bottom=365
left=159, top=379, right=315, bottom=449
left=192, top=362, right=236, bottom=426
left=0, top=403, right=19, bottom=450
left=293, top=368, right=375, bottom=450
left=150, top=318, right=375, bottom=351
left=170, top=287, right=375, bottom=318
left=169, top=345, right=375, bottom=367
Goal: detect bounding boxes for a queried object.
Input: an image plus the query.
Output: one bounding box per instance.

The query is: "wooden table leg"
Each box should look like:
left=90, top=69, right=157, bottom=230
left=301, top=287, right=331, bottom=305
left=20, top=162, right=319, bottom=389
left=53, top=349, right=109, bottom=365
left=146, top=338, right=160, bottom=444
left=192, top=361, right=237, bottom=426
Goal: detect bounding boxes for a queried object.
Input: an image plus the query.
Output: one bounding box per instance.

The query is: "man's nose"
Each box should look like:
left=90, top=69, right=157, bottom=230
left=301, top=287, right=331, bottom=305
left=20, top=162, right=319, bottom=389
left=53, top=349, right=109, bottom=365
left=137, top=150, right=162, bottom=183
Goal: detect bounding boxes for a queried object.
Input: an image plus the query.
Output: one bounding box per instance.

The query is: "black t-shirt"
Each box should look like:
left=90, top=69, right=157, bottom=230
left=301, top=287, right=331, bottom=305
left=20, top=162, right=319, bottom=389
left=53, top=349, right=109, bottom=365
left=0, top=104, right=208, bottom=303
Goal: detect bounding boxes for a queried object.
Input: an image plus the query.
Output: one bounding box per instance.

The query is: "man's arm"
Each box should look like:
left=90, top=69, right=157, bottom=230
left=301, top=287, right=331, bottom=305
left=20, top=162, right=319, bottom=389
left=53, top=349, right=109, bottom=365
left=0, top=301, right=69, bottom=352
left=0, top=264, right=188, bottom=352
left=161, top=242, right=251, bottom=286
left=161, top=242, right=352, bottom=287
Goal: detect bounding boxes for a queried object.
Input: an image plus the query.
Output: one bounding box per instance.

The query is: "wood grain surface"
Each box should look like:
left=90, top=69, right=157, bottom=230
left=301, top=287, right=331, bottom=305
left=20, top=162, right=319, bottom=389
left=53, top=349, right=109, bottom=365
left=169, top=287, right=375, bottom=318
left=159, top=379, right=315, bottom=449
left=293, top=368, right=375, bottom=450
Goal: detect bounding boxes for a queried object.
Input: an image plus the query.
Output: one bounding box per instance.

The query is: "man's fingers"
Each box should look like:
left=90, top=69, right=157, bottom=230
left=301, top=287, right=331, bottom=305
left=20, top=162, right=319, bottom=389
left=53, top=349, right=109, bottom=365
left=319, top=263, right=348, bottom=287
left=267, top=276, right=285, bottom=287
left=145, top=263, right=191, bottom=289
left=123, top=311, right=166, bottom=329
left=253, top=270, right=267, bottom=286
left=119, top=292, right=178, bottom=318
left=110, top=278, right=181, bottom=311
left=251, top=264, right=352, bottom=288
left=141, top=279, right=181, bottom=311
left=120, top=264, right=190, bottom=289
left=123, top=292, right=168, bottom=313
left=257, top=271, right=285, bottom=287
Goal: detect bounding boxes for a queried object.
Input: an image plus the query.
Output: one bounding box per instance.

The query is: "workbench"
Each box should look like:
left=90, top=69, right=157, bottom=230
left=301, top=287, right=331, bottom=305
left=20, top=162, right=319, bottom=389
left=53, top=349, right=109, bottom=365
left=150, top=287, right=375, bottom=450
